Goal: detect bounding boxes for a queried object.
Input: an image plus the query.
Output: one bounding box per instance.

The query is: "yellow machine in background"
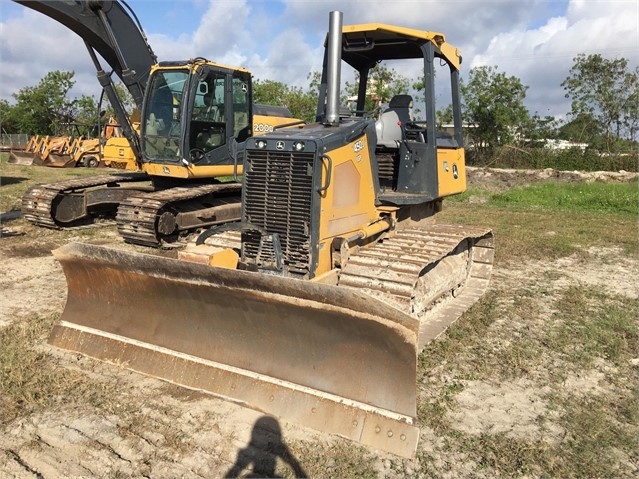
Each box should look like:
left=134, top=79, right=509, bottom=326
left=51, top=12, right=493, bottom=458
left=102, top=137, right=137, bottom=170
left=8, top=135, right=66, bottom=165
left=8, top=135, right=40, bottom=165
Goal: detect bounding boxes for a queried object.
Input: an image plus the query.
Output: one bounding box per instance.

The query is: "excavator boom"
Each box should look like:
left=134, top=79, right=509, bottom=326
left=13, top=0, right=156, bottom=109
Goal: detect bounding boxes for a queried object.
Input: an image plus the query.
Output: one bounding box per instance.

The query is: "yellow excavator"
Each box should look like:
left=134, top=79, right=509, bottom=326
left=51, top=12, right=493, bottom=458
left=15, top=0, right=302, bottom=244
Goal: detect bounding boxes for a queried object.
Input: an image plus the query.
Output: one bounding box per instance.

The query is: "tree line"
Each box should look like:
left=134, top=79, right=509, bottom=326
left=1, top=53, right=637, bottom=154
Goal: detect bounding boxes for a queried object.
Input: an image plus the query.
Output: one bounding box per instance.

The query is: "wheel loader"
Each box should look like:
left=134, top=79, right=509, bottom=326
left=14, top=0, right=303, bottom=245
left=51, top=12, right=493, bottom=458
left=44, top=117, right=136, bottom=169
left=8, top=135, right=40, bottom=165
left=8, top=134, right=53, bottom=165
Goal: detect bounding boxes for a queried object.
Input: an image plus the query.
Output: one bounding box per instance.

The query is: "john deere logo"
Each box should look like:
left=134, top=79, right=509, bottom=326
left=276, top=141, right=285, bottom=150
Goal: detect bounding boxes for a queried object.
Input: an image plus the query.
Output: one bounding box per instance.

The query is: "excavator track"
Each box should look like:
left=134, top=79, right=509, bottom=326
left=339, top=223, right=494, bottom=350
left=116, top=183, right=242, bottom=247
left=21, top=173, right=151, bottom=228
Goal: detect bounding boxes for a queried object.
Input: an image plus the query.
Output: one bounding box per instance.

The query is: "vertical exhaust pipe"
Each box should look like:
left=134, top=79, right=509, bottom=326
left=324, top=11, right=343, bottom=126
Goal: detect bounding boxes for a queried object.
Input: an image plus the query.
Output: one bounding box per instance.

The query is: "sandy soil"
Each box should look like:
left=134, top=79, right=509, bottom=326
left=0, top=167, right=636, bottom=478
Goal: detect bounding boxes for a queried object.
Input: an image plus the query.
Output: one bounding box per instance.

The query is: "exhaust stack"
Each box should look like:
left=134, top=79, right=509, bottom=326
left=324, top=11, right=343, bottom=126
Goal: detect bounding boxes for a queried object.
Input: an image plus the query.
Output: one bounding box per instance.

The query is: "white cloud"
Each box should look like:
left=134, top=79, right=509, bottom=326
left=468, top=0, right=638, bottom=116
left=0, top=10, right=95, bottom=101
left=1, top=0, right=637, bottom=122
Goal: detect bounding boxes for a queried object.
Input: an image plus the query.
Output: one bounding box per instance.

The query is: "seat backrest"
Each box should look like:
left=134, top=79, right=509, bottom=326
left=375, top=95, right=414, bottom=148
left=146, top=113, right=159, bottom=135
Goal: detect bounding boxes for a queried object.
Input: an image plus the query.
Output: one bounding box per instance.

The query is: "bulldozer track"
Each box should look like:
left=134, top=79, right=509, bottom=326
left=339, top=223, right=494, bottom=350
left=116, top=183, right=242, bottom=247
left=21, top=174, right=149, bottom=229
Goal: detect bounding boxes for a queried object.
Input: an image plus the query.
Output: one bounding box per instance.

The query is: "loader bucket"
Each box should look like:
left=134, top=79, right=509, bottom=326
left=8, top=150, right=39, bottom=165
left=43, top=153, right=76, bottom=168
left=51, top=243, right=421, bottom=457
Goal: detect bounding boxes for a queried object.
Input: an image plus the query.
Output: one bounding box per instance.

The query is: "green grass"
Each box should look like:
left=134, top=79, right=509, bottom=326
left=416, top=180, right=639, bottom=478
left=414, top=285, right=639, bottom=478
left=441, top=181, right=639, bottom=264
left=0, top=313, right=98, bottom=425
left=549, top=286, right=639, bottom=369
left=0, top=151, right=115, bottom=212
left=491, top=181, right=638, bottom=215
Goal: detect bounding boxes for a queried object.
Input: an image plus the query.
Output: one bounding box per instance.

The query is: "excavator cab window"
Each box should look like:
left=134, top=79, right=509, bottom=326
left=142, top=70, right=188, bottom=161
left=232, top=78, right=250, bottom=142
left=191, top=73, right=227, bottom=154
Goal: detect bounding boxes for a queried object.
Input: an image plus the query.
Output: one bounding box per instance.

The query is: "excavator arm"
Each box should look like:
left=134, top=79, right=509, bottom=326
left=13, top=0, right=158, bottom=161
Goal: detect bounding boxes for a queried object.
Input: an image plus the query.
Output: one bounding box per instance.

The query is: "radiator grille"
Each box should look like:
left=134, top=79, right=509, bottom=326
left=243, top=149, right=314, bottom=276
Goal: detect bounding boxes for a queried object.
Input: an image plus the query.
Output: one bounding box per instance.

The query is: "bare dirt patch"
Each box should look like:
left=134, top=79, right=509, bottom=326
left=467, top=166, right=638, bottom=193
left=1, top=166, right=637, bottom=477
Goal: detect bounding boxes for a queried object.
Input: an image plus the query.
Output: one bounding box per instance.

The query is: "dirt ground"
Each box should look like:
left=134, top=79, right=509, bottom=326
left=0, top=167, right=637, bottom=478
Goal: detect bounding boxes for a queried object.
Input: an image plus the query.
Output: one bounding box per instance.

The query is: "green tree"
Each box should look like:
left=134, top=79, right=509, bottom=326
left=9, top=70, right=77, bottom=135
left=253, top=79, right=317, bottom=123
left=0, top=99, right=16, bottom=133
left=561, top=54, right=639, bottom=148
left=557, top=112, right=603, bottom=147
left=105, top=82, right=136, bottom=116
left=524, top=113, right=561, bottom=144
left=461, top=65, right=529, bottom=151
left=621, top=65, right=639, bottom=143
left=345, top=64, right=410, bottom=113
left=72, top=94, right=101, bottom=136
left=436, top=104, right=453, bottom=128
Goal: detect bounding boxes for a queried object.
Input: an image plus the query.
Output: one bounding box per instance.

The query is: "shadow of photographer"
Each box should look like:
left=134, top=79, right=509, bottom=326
left=224, top=415, right=308, bottom=478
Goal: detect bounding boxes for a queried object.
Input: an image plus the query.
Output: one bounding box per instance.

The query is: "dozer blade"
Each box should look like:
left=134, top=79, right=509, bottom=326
left=51, top=242, right=421, bottom=458
left=43, top=153, right=76, bottom=168
left=8, top=150, right=39, bottom=165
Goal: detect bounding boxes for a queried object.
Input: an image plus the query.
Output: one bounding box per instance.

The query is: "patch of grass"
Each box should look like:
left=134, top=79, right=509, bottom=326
left=418, top=288, right=548, bottom=390
left=413, top=280, right=639, bottom=478
left=0, top=313, right=98, bottom=424
left=414, top=385, right=638, bottom=478
left=554, top=393, right=637, bottom=477
left=548, top=286, right=639, bottom=369
left=443, top=180, right=639, bottom=264
left=440, top=193, right=638, bottom=265
left=287, top=439, right=378, bottom=478
left=491, top=180, right=638, bottom=215
left=0, top=151, right=113, bottom=212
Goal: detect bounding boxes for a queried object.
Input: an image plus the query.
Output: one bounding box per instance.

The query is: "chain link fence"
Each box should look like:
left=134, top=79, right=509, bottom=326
left=0, top=134, right=31, bottom=151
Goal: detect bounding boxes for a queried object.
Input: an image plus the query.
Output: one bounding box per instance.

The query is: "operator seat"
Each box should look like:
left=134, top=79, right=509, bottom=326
left=146, top=113, right=161, bottom=135
left=375, top=94, right=414, bottom=148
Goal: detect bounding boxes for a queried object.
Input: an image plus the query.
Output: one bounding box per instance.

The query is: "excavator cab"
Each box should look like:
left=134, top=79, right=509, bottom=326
left=141, top=61, right=252, bottom=171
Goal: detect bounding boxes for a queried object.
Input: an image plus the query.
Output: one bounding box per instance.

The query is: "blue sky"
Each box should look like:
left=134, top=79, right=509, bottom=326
left=1, top=0, right=637, bottom=119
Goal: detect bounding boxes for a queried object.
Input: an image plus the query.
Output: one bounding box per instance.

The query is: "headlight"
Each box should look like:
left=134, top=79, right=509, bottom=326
left=293, top=141, right=305, bottom=151
left=256, top=140, right=267, bottom=149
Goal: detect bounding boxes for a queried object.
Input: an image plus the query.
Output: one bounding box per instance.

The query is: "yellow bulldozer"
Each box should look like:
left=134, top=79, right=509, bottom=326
left=51, top=12, right=492, bottom=458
